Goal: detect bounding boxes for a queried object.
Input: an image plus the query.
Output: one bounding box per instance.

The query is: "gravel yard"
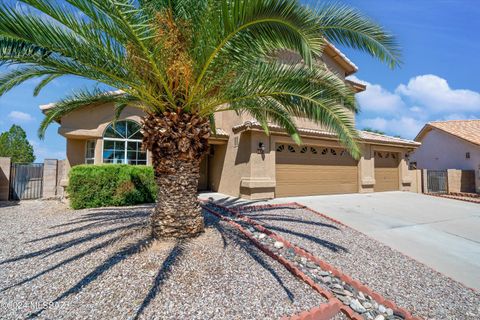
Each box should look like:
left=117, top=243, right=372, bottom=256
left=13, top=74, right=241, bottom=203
left=0, top=201, right=325, bottom=320
left=239, top=204, right=480, bottom=320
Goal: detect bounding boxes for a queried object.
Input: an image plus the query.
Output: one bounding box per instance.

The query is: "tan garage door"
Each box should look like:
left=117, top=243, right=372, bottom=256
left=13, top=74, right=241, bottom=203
left=374, top=151, right=399, bottom=192
left=276, top=144, right=358, bottom=197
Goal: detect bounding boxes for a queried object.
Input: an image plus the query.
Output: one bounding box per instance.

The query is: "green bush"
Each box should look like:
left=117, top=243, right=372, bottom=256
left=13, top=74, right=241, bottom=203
left=68, top=164, right=157, bottom=209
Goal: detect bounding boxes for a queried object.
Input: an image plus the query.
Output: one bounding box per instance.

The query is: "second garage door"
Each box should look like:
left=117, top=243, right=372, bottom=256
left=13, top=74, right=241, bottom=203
left=276, top=144, right=358, bottom=197
left=374, top=151, right=400, bottom=192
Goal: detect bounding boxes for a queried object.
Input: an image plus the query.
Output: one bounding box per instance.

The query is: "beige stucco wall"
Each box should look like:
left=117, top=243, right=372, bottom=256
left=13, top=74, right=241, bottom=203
left=60, top=103, right=144, bottom=138
left=411, top=128, right=480, bottom=193
left=66, top=138, right=86, bottom=170
left=61, top=104, right=152, bottom=168
left=358, top=144, right=375, bottom=192
left=42, top=159, right=58, bottom=199
left=0, top=157, right=11, bottom=201
left=207, top=110, right=252, bottom=197
left=447, top=169, right=476, bottom=193
left=58, top=103, right=418, bottom=200
left=208, top=123, right=419, bottom=199
left=409, top=169, right=422, bottom=193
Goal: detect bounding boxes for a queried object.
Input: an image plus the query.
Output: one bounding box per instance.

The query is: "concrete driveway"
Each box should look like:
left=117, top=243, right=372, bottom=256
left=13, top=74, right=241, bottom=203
left=202, top=191, right=480, bottom=290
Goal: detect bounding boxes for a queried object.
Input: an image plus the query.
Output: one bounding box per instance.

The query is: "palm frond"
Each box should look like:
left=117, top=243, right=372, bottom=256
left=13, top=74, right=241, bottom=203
left=0, top=65, right=58, bottom=97
left=33, top=74, right=62, bottom=96
left=189, top=0, right=326, bottom=105
left=0, top=0, right=399, bottom=158
left=315, top=3, right=401, bottom=68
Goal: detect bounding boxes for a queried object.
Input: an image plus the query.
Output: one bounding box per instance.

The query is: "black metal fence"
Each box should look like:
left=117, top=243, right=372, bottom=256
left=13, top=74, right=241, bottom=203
left=426, top=170, right=448, bottom=193
left=9, top=163, right=44, bottom=200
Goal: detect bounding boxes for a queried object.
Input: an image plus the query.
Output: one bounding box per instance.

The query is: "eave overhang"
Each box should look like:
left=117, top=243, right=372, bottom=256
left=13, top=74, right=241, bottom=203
left=233, top=120, right=421, bottom=148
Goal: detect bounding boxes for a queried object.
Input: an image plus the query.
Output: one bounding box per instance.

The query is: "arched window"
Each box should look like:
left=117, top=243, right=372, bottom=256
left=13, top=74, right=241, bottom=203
left=103, top=120, right=147, bottom=165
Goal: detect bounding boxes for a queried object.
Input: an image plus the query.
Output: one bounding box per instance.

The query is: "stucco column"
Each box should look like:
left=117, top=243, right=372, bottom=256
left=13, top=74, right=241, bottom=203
left=0, top=157, right=11, bottom=201
left=42, top=159, right=58, bottom=199
left=422, top=169, right=428, bottom=193
left=239, top=131, right=276, bottom=199
left=398, top=151, right=412, bottom=191
left=94, top=138, right=103, bottom=164
left=358, top=144, right=374, bottom=193
left=476, top=164, right=480, bottom=193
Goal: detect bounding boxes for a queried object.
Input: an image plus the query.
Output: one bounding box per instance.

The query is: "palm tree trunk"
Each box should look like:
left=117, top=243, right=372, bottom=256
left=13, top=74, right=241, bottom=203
left=151, top=159, right=204, bottom=238
left=142, top=111, right=210, bottom=239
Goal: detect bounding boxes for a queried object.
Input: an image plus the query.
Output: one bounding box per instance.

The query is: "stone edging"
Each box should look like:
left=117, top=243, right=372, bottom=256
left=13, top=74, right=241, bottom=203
left=449, top=192, right=480, bottom=198
left=202, top=201, right=422, bottom=320
left=285, top=299, right=343, bottom=320
left=424, top=192, right=480, bottom=204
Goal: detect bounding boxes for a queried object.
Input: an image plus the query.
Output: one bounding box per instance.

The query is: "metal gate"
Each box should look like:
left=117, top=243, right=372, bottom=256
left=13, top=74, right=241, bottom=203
left=9, top=163, right=44, bottom=200
left=426, top=170, right=448, bottom=193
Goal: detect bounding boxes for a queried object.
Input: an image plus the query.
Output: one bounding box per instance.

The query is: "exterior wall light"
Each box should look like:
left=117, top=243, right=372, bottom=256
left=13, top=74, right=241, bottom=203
left=257, top=142, right=265, bottom=154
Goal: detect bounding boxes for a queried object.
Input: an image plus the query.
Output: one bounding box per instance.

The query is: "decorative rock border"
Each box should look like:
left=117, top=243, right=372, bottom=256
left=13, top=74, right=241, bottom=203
left=449, top=192, right=480, bottom=198
left=202, top=201, right=422, bottom=320
left=424, top=192, right=480, bottom=204
left=285, top=299, right=342, bottom=320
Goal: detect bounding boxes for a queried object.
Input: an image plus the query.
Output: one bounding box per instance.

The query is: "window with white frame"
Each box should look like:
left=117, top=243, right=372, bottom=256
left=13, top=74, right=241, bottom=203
left=102, top=120, right=147, bottom=165
left=85, top=140, right=96, bottom=164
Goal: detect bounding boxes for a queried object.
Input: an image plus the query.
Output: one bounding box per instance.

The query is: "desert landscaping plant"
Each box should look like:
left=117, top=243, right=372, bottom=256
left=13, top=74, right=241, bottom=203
left=68, top=164, right=157, bottom=209
left=0, top=0, right=399, bottom=239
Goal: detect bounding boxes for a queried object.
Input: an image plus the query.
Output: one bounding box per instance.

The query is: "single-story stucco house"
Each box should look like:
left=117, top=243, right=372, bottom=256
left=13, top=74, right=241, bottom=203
left=40, top=43, right=421, bottom=200
left=411, top=120, right=480, bottom=192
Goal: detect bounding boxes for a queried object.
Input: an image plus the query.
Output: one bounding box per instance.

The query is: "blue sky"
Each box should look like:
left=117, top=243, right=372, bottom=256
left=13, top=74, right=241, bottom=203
left=1, top=0, right=479, bottom=161
left=329, top=0, right=480, bottom=138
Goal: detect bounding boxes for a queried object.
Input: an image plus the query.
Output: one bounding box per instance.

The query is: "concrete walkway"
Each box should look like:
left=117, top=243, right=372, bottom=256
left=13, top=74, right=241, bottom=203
left=200, top=191, right=480, bottom=290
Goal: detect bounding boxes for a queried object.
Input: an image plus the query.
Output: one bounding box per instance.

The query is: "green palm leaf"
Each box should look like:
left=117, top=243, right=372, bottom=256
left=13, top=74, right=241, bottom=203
left=0, top=0, right=400, bottom=158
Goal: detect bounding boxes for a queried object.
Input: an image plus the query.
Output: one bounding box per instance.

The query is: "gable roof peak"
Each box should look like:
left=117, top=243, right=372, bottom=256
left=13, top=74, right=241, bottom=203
left=415, top=119, right=480, bottom=146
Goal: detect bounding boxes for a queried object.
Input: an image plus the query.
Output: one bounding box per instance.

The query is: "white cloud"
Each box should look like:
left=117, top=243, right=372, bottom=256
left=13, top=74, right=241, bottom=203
left=352, top=74, right=480, bottom=139
left=442, top=113, right=477, bottom=121
left=359, top=117, right=424, bottom=138
left=409, top=106, right=422, bottom=113
left=348, top=75, right=405, bottom=113
left=396, top=74, right=480, bottom=112
left=8, top=111, right=34, bottom=122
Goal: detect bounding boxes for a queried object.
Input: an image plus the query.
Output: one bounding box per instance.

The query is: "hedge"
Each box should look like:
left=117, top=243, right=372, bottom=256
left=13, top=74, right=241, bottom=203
left=67, top=164, right=157, bottom=209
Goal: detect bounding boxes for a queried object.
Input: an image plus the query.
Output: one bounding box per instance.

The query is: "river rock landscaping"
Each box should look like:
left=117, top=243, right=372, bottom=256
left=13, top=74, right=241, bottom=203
left=0, top=201, right=324, bottom=319
left=232, top=202, right=480, bottom=320
left=1, top=200, right=479, bottom=320
left=203, top=202, right=411, bottom=320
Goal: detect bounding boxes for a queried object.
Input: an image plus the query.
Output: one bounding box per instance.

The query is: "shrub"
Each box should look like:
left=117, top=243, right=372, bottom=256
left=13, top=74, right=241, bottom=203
left=68, top=164, right=157, bottom=209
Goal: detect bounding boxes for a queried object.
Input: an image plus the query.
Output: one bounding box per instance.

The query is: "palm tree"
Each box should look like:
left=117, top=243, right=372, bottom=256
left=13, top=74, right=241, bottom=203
left=0, top=0, right=399, bottom=239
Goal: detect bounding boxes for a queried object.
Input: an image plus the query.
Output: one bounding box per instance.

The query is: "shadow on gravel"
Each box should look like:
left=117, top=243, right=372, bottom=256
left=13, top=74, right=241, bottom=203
left=208, top=196, right=263, bottom=208
left=208, top=214, right=296, bottom=302
left=0, top=200, right=20, bottom=208
left=132, top=241, right=185, bottom=320
left=210, top=201, right=347, bottom=253
left=1, top=204, right=301, bottom=318
left=249, top=214, right=340, bottom=230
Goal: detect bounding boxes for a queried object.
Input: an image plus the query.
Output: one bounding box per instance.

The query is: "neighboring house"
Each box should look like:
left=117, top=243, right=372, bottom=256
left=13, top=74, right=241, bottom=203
left=40, top=44, right=420, bottom=199
left=411, top=120, right=480, bottom=192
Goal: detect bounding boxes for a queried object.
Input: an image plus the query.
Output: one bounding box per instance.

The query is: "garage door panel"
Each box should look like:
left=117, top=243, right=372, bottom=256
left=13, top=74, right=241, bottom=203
left=275, top=144, right=358, bottom=197
left=374, top=151, right=399, bottom=192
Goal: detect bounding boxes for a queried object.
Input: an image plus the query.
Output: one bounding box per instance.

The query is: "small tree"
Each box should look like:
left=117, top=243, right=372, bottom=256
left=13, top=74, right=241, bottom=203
left=0, top=125, right=35, bottom=163
left=362, top=127, right=386, bottom=135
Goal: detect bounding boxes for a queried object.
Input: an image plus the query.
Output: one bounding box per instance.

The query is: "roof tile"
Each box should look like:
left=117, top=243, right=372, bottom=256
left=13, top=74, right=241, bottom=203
left=424, top=120, right=480, bottom=146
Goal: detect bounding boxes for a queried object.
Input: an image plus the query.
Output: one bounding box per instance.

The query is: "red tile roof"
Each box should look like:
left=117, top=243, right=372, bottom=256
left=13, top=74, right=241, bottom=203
left=415, top=120, right=480, bottom=146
